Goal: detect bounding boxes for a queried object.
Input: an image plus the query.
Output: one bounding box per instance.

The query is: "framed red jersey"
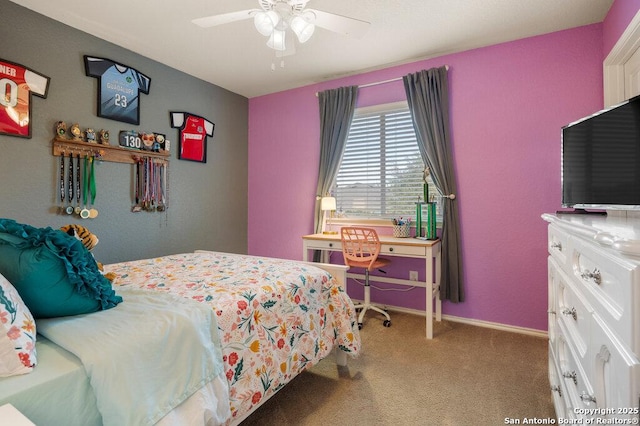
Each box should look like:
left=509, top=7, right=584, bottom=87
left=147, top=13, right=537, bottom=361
left=170, top=111, right=215, bottom=163
left=0, top=58, right=50, bottom=138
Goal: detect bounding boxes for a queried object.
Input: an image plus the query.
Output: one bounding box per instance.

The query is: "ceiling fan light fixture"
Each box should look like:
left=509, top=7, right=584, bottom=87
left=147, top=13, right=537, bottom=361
left=290, top=15, right=315, bottom=43
left=267, top=28, right=287, bottom=51
left=192, top=0, right=371, bottom=57
left=254, top=10, right=279, bottom=36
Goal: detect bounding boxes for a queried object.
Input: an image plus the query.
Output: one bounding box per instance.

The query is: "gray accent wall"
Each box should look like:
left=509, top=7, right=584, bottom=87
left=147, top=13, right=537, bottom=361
left=0, top=1, right=248, bottom=263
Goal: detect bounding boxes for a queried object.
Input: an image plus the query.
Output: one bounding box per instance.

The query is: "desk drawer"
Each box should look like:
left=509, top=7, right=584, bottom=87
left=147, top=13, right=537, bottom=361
left=306, top=240, right=342, bottom=251
left=381, top=244, right=426, bottom=257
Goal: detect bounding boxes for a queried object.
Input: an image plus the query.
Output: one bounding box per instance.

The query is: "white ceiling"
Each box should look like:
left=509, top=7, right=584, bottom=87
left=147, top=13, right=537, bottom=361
left=10, top=0, right=613, bottom=98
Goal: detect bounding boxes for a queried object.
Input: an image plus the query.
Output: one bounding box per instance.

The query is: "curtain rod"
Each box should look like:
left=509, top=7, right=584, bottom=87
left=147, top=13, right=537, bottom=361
left=358, top=77, right=402, bottom=88
left=315, top=65, right=449, bottom=96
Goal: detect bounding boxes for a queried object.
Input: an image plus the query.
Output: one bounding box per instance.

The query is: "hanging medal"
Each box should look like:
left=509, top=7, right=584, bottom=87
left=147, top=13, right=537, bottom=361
left=80, top=156, right=91, bottom=219
left=65, top=152, right=74, bottom=215
left=143, top=157, right=150, bottom=211
left=149, top=158, right=156, bottom=211
left=156, top=161, right=165, bottom=212
left=75, top=153, right=82, bottom=215
left=141, top=157, right=147, bottom=211
left=145, top=157, right=151, bottom=211
left=59, top=154, right=66, bottom=214
left=132, top=157, right=142, bottom=212
left=89, top=155, right=99, bottom=218
left=163, top=161, right=169, bottom=210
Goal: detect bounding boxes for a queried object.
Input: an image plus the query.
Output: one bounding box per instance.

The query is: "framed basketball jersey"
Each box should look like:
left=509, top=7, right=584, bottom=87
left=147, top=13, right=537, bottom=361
left=84, top=56, right=150, bottom=125
left=0, top=58, right=50, bottom=138
left=170, top=111, right=215, bottom=163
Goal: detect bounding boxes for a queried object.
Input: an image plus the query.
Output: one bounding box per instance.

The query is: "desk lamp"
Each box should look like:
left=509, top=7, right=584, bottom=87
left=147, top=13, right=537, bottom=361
left=321, top=196, right=337, bottom=234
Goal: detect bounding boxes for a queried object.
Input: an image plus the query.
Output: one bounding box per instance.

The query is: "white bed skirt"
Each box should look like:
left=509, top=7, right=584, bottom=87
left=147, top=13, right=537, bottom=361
left=157, top=371, right=231, bottom=426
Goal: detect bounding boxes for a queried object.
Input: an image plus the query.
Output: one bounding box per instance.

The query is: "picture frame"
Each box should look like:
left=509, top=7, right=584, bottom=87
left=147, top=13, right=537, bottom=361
left=169, top=111, right=215, bottom=163
left=0, top=58, right=50, bottom=138
left=84, top=56, right=151, bottom=125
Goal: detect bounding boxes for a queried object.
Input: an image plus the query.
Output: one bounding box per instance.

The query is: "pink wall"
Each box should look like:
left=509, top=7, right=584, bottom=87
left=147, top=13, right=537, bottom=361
left=248, top=24, right=605, bottom=332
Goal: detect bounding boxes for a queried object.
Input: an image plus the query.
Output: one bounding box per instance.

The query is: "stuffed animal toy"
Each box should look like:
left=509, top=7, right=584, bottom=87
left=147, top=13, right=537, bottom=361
left=60, top=224, right=116, bottom=282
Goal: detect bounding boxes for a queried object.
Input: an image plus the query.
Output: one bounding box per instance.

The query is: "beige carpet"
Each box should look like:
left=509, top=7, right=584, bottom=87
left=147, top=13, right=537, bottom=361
left=241, top=311, right=555, bottom=425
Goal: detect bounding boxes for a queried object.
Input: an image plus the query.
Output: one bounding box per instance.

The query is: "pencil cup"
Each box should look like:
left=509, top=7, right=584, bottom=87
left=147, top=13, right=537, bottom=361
left=393, top=224, right=411, bottom=238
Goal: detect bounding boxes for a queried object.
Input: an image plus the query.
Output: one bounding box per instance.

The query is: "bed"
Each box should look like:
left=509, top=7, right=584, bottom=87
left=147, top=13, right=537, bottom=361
left=0, top=250, right=360, bottom=425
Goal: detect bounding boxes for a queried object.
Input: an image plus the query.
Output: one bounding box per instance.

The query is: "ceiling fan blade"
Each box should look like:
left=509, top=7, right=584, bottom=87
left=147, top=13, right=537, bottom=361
left=192, top=9, right=257, bottom=28
left=306, top=9, right=370, bottom=38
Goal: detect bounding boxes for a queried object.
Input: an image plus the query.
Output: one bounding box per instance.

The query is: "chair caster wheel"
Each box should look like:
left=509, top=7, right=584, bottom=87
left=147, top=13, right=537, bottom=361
left=358, top=323, right=363, bottom=330
left=383, top=320, right=391, bottom=327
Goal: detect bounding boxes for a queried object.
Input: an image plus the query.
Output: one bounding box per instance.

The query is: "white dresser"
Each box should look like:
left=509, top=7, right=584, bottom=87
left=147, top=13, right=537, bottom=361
left=543, top=213, right=640, bottom=422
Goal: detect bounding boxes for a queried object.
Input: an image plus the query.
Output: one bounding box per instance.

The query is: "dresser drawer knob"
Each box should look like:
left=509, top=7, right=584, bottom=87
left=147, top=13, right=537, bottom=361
left=328, top=243, right=333, bottom=248
left=562, top=370, right=577, bottom=386
left=550, top=385, right=562, bottom=397
left=389, top=247, right=394, bottom=252
left=580, top=268, right=601, bottom=285
left=562, top=307, right=577, bottom=321
left=580, top=392, right=596, bottom=404
left=551, top=242, right=562, bottom=251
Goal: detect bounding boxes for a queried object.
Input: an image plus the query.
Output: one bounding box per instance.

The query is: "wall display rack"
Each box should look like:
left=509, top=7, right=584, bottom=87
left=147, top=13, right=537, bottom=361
left=52, top=137, right=169, bottom=164
left=51, top=123, right=170, bottom=216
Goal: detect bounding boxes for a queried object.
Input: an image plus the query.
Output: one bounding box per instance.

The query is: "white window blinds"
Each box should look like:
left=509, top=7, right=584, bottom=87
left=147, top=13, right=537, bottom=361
left=334, top=102, right=435, bottom=218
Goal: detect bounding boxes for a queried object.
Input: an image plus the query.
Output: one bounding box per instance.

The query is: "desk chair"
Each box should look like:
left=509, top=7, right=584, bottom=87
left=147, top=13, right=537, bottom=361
left=340, top=227, right=392, bottom=329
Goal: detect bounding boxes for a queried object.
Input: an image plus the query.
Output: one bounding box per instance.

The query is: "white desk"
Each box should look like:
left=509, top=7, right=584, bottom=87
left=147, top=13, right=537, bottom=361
left=302, top=233, right=442, bottom=339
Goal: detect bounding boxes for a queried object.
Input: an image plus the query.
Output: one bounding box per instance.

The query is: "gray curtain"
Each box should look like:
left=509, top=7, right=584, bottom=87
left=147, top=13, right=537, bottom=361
left=312, top=86, right=358, bottom=262
left=313, top=86, right=359, bottom=235
left=403, top=67, right=464, bottom=303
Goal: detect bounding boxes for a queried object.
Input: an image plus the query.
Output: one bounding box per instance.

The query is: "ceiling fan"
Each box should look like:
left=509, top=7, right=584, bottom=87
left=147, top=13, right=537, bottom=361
left=192, top=0, right=370, bottom=54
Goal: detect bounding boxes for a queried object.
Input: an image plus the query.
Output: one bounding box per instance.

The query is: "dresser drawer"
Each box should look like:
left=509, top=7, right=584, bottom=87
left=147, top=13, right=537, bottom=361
left=547, top=270, right=557, bottom=344
left=552, top=258, right=592, bottom=357
left=549, top=224, right=571, bottom=266
left=549, top=343, right=572, bottom=420
left=548, top=258, right=559, bottom=346
left=570, top=237, right=640, bottom=355
left=556, top=321, right=596, bottom=417
left=587, top=314, right=640, bottom=415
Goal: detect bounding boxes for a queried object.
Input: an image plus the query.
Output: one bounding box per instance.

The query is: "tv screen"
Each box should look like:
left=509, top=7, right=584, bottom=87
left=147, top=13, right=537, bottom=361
left=562, top=95, right=640, bottom=209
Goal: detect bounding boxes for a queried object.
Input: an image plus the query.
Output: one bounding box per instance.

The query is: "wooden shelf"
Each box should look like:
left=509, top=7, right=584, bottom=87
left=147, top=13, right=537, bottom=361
left=52, top=137, right=170, bottom=164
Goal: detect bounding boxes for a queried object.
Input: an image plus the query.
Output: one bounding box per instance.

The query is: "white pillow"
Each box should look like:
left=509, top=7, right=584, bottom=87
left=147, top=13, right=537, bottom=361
left=0, top=272, right=36, bottom=377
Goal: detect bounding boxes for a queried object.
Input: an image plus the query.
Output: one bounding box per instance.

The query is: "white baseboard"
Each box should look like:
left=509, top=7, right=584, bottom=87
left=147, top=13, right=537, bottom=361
left=354, top=300, right=548, bottom=338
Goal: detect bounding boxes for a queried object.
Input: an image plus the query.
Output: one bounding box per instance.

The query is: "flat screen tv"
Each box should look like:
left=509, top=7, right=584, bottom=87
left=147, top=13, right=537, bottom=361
left=562, top=95, right=640, bottom=210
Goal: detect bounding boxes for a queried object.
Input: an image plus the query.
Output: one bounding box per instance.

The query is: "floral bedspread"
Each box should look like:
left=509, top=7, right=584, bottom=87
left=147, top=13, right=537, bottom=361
left=104, top=251, right=360, bottom=421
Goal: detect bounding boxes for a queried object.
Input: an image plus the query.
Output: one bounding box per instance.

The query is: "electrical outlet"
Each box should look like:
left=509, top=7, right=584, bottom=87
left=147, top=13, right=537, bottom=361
left=409, top=271, right=418, bottom=281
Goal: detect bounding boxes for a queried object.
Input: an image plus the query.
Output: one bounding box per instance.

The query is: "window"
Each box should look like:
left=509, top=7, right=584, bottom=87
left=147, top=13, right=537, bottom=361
left=333, top=101, right=438, bottom=219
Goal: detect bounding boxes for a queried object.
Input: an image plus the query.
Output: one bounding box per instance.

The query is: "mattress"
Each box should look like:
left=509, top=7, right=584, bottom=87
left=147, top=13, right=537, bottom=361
left=0, top=336, right=101, bottom=426
left=0, top=335, right=230, bottom=426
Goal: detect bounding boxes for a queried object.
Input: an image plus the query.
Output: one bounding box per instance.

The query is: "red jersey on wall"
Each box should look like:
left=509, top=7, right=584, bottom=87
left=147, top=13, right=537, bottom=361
left=170, top=112, right=215, bottom=163
left=0, top=58, right=50, bottom=138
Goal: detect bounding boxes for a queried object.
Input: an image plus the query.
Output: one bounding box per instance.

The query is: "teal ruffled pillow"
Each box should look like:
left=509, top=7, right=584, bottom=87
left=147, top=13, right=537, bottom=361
left=0, top=219, right=122, bottom=318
